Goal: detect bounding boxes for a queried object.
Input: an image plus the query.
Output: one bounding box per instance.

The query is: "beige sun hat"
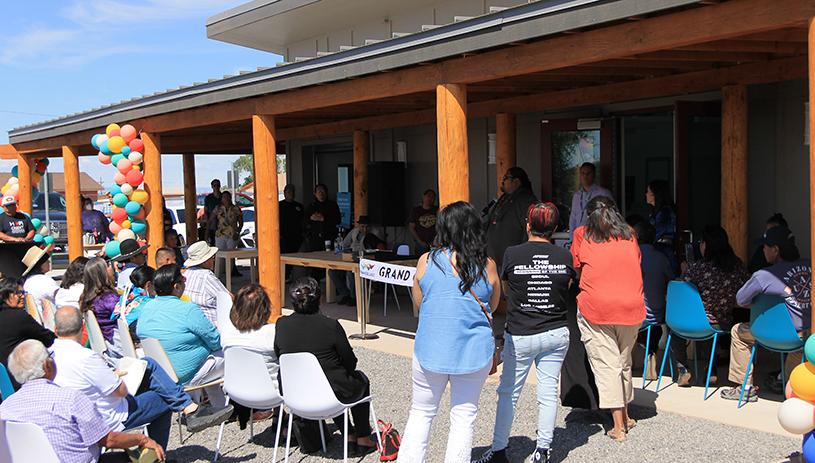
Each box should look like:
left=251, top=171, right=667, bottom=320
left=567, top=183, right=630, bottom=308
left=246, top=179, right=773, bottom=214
left=184, top=241, right=218, bottom=268
left=22, top=246, right=48, bottom=277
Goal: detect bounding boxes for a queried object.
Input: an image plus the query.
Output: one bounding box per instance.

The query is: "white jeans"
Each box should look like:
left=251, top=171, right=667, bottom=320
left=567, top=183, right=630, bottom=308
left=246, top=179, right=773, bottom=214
left=187, top=350, right=226, bottom=407
left=397, top=356, right=491, bottom=463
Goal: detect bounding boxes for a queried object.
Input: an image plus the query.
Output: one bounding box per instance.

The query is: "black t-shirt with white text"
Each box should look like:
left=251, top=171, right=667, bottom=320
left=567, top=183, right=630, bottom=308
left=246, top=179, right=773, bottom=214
left=501, top=240, right=575, bottom=336
left=0, top=212, right=33, bottom=239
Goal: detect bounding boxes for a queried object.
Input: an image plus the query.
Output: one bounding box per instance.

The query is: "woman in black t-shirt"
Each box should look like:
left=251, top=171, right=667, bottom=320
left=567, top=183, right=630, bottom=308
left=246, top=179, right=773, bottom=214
left=475, top=202, right=575, bottom=463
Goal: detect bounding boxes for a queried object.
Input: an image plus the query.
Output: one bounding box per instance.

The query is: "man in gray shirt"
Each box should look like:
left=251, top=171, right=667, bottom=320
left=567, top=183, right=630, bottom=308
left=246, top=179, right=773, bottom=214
left=722, top=226, right=811, bottom=402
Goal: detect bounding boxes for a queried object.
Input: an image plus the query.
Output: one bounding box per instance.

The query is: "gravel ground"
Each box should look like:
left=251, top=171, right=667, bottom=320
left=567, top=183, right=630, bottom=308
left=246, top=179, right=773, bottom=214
left=166, top=346, right=800, bottom=463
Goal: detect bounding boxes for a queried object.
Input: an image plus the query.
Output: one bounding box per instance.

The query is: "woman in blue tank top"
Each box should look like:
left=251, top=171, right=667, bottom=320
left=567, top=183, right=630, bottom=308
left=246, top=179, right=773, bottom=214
left=398, top=201, right=501, bottom=463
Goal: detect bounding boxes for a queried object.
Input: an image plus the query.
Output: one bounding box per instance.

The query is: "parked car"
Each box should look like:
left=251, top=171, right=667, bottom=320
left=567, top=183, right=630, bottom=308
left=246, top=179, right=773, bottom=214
left=239, top=207, right=255, bottom=247
left=32, top=192, right=68, bottom=247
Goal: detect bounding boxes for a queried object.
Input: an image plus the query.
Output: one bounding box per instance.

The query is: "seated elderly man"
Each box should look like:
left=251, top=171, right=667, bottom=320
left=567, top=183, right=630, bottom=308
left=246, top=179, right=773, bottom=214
left=138, top=263, right=227, bottom=407
left=182, top=241, right=230, bottom=326
left=155, top=246, right=178, bottom=268
left=328, top=215, right=384, bottom=307
left=721, top=226, right=812, bottom=402
left=0, top=339, right=166, bottom=462
left=49, top=307, right=233, bottom=450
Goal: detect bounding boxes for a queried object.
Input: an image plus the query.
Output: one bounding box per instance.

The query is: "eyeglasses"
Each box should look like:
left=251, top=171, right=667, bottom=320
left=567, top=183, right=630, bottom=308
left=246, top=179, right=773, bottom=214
left=503, top=175, right=515, bottom=181
left=13, top=290, right=26, bottom=297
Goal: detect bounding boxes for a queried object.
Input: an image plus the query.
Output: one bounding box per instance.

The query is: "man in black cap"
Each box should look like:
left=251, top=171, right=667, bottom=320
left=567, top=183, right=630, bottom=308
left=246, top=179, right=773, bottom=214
left=328, top=216, right=383, bottom=306
left=0, top=196, right=35, bottom=242
left=721, top=226, right=812, bottom=402
left=484, top=167, right=538, bottom=271
left=114, top=239, right=150, bottom=290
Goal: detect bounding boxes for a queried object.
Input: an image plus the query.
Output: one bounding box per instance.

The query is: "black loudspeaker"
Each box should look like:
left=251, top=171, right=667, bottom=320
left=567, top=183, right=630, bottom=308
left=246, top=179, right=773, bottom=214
left=367, top=162, right=405, bottom=227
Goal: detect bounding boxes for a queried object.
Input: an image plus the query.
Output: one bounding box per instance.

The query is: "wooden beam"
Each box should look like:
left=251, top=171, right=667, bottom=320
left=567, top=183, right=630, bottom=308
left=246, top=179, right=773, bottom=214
left=496, top=113, right=516, bottom=194
left=252, top=115, right=282, bottom=321
left=17, top=154, right=32, bottom=214
left=437, top=84, right=469, bottom=206
left=62, top=146, right=83, bottom=261
left=0, top=145, right=17, bottom=160
left=809, top=18, right=815, bottom=270
left=142, top=133, right=164, bottom=267
left=353, top=131, right=369, bottom=225
left=182, top=153, right=198, bottom=246
left=12, top=0, right=815, bottom=155
left=721, top=85, right=748, bottom=261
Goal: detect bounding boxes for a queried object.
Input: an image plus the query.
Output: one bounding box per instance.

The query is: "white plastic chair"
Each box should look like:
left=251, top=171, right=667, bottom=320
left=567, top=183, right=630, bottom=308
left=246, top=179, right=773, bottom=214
left=117, top=318, right=138, bottom=359
left=140, top=337, right=224, bottom=446
left=2, top=421, right=61, bottom=462
left=279, top=352, right=381, bottom=463
left=215, top=292, right=233, bottom=335
left=216, top=348, right=284, bottom=461
left=84, top=311, right=107, bottom=357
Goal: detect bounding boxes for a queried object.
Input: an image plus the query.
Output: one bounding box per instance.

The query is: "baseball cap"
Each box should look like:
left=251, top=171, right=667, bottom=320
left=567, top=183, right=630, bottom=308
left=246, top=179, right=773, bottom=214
left=2, top=196, right=17, bottom=206
left=754, top=225, right=795, bottom=248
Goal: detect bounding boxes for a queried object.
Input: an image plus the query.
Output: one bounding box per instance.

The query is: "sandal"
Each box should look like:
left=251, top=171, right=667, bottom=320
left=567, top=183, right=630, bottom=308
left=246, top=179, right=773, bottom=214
left=608, top=428, right=627, bottom=442
left=626, top=418, right=636, bottom=431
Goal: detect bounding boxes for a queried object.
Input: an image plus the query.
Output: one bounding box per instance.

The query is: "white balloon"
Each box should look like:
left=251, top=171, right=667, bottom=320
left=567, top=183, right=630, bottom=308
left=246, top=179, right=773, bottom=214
left=7, top=177, right=18, bottom=185
left=8, top=184, right=18, bottom=192
left=128, top=151, right=143, bottom=164
left=117, top=229, right=136, bottom=242
left=39, top=225, right=49, bottom=237
left=778, top=398, right=815, bottom=434
left=120, top=184, right=134, bottom=196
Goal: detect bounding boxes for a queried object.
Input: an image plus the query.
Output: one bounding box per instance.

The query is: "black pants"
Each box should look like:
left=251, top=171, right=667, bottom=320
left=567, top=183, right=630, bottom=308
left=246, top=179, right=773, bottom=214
left=332, top=371, right=372, bottom=438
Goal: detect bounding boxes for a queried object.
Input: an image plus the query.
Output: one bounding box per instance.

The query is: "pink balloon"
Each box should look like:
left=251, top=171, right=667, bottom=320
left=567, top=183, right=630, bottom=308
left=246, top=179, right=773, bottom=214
left=114, top=172, right=127, bottom=185
left=128, top=138, right=144, bottom=153
left=109, top=221, right=123, bottom=235
left=126, top=170, right=144, bottom=187
left=109, top=129, right=120, bottom=138
left=98, top=152, right=112, bottom=165
left=120, top=125, right=137, bottom=143
left=111, top=208, right=128, bottom=224
left=116, top=158, right=132, bottom=174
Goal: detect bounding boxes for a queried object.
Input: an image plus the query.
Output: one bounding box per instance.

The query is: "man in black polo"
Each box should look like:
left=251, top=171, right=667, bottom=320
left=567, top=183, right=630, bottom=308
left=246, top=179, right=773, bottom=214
left=203, top=179, right=223, bottom=245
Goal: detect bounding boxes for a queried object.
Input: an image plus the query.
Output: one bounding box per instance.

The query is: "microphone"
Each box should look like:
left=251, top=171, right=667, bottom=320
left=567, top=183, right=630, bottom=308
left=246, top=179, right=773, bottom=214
left=481, top=198, right=498, bottom=217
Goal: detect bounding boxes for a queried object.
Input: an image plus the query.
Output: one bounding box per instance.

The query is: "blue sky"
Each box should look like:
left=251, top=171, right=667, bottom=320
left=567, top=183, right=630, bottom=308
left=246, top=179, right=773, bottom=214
left=0, top=0, right=282, bottom=190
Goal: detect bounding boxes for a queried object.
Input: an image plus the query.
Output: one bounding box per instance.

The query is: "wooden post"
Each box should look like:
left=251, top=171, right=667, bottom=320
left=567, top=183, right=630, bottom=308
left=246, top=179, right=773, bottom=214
left=721, top=85, right=748, bottom=262
left=496, top=113, right=517, bottom=193
left=353, top=130, right=369, bottom=225
left=142, top=132, right=164, bottom=267
left=16, top=154, right=33, bottom=214
left=810, top=18, right=815, bottom=263
left=253, top=115, right=282, bottom=321
left=62, top=146, right=83, bottom=261
left=182, top=153, right=198, bottom=245
left=437, top=83, right=469, bottom=206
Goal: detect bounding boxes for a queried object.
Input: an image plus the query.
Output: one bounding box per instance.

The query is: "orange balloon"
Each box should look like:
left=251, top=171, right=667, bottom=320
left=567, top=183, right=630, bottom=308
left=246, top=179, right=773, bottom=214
left=790, top=362, right=815, bottom=402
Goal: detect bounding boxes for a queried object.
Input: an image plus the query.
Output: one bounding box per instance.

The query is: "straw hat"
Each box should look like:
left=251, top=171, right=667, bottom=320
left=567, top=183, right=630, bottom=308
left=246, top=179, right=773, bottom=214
left=184, top=241, right=218, bottom=268
left=22, top=246, right=48, bottom=277
left=112, top=239, right=150, bottom=262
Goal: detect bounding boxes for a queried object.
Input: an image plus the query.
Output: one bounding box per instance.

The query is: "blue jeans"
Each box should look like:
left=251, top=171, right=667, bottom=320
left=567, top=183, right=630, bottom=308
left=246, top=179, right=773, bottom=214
left=122, top=356, right=194, bottom=449
left=492, top=327, right=569, bottom=451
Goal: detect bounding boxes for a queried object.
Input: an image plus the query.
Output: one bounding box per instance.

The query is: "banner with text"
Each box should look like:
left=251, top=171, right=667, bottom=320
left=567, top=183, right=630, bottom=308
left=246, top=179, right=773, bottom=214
left=359, top=259, right=415, bottom=287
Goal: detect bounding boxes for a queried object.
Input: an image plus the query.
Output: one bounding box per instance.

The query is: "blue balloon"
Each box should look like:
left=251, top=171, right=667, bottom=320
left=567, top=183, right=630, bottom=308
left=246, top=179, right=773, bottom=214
left=31, top=185, right=39, bottom=202
left=105, top=241, right=121, bottom=258
left=111, top=153, right=125, bottom=166
left=32, top=234, right=44, bottom=244
left=91, top=134, right=101, bottom=150
left=121, top=146, right=131, bottom=155
left=112, top=193, right=128, bottom=207
left=110, top=184, right=121, bottom=196
left=124, top=201, right=141, bottom=216
left=100, top=140, right=113, bottom=156
left=804, top=430, right=815, bottom=463
left=130, top=220, right=146, bottom=234
left=11, top=166, right=17, bottom=177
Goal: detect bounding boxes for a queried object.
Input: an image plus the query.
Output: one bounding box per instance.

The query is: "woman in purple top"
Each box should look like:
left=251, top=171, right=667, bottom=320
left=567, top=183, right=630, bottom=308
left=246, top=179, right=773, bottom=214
left=81, top=197, right=110, bottom=243
left=80, top=257, right=120, bottom=345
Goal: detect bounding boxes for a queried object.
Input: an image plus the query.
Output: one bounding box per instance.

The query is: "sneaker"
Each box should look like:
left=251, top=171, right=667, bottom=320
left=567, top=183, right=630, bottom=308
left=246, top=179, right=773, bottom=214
left=764, top=375, right=784, bottom=395
left=527, top=448, right=549, bottom=463
left=474, top=448, right=508, bottom=463
left=720, top=386, right=758, bottom=402
left=676, top=368, right=691, bottom=387
left=186, top=404, right=235, bottom=433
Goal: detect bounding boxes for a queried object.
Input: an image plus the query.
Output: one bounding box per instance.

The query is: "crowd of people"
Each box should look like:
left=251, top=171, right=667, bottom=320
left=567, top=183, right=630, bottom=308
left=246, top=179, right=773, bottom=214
left=0, top=162, right=811, bottom=463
